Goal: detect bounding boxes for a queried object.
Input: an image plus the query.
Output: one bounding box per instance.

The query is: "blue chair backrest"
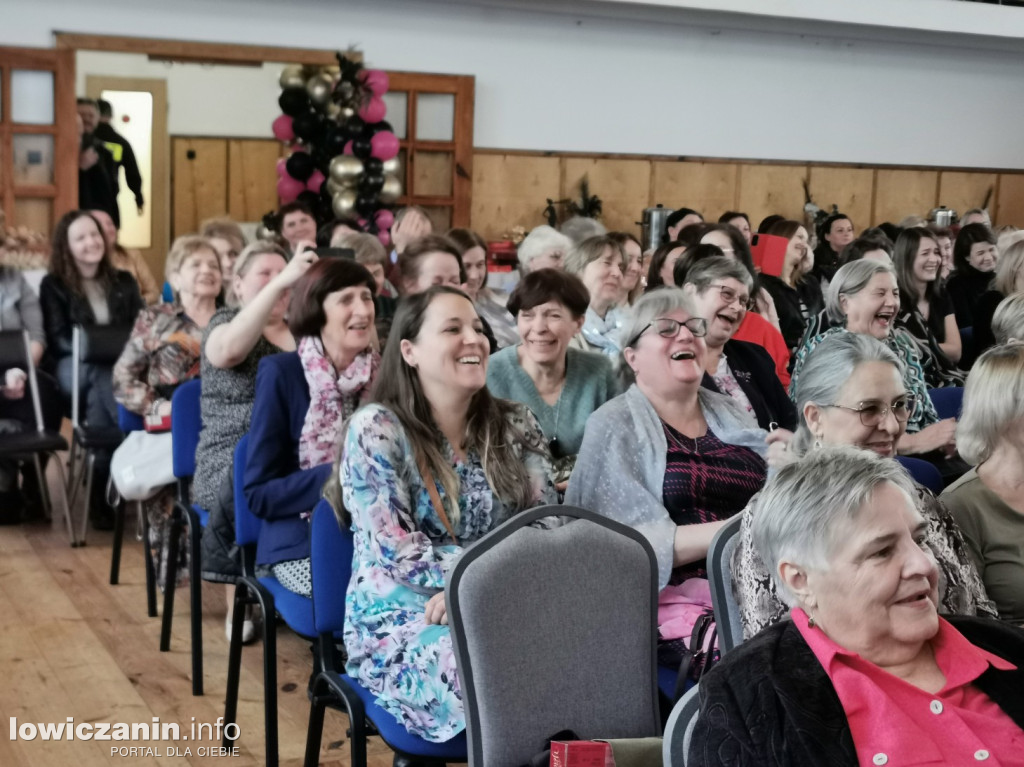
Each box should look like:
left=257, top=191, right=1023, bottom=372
left=928, top=386, right=964, bottom=421
left=118, top=404, right=145, bottom=433
left=310, top=499, right=355, bottom=634
left=171, top=379, right=202, bottom=479
left=162, top=281, right=174, bottom=304
left=896, top=455, right=943, bottom=495
left=233, top=434, right=261, bottom=548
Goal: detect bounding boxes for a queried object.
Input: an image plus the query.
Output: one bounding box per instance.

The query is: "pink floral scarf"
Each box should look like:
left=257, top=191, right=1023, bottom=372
left=298, top=336, right=379, bottom=470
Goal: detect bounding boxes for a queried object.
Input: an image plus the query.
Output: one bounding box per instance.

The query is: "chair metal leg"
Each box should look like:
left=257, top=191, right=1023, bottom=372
left=31, top=454, right=53, bottom=521
left=303, top=681, right=329, bottom=767
left=46, top=452, right=76, bottom=547
left=65, top=438, right=78, bottom=495
left=223, top=584, right=248, bottom=749
left=77, top=452, right=95, bottom=546
left=186, top=510, right=204, bottom=696
left=110, top=500, right=125, bottom=584
left=141, top=503, right=157, bottom=618
left=262, top=597, right=279, bottom=767
left=159, top=504, right=183, bottom=652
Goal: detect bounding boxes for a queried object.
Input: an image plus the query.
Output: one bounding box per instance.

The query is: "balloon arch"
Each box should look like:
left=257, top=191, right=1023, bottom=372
left=271, top=52, right=400, bottom=247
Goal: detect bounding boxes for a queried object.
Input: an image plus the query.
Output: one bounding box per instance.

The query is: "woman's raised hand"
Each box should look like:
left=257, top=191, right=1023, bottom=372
left=274, top=243, right=318, bottom=290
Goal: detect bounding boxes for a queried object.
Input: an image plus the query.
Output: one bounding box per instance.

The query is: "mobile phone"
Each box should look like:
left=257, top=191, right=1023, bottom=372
left=314, top=247, right=356, bottom=260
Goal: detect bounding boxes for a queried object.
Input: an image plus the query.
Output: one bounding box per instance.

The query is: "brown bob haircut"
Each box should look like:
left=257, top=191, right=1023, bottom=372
left=507, top=268, right=591, bottom=319
left=287, top=257, right=376, bottom=337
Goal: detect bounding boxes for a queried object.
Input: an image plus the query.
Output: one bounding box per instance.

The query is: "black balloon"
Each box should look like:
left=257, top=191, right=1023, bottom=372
left=360, top=173, right=385, bottom=193
left=297, top=190, right=321, bottom=209
left=320, top=178, right=333, bottom=197
left=292, top=111, right=323, bottom=142
left=363, top=158, right=383, bottom=175
left=351, top=136, right=373, bottom=159
left=343, top=115, right=365, bottom=138
left=373, top=121, right=394, bottom=134
left=356, top=194, right=379, bottom=216
left=285, top=152, right=316, bottom=182
left=278, top=87, right=310, bottom=117
left=324, top=127, right=347, bottom=157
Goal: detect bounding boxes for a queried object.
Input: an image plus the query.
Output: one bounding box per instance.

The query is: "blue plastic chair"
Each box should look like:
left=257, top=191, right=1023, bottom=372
left=222, top=434, right=319, bottom=767
left=161, top=281, right=174, bottom=304
left=303, top=501, right=467, bottom=767
left=928, top=386, right=964, bottom=421
left=160, top=378, right=208, bottom=696
left=896, top=455, right=943, bottom=495
left=110, top=404, right=158, bottom=618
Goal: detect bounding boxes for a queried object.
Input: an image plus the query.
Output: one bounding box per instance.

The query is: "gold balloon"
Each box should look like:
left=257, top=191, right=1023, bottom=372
left=379, top=174, right=403, bottom=205
left=332, top=189, right=357, bottom=218
left=329, top=155, right=364, bottom=186
left=326, top=178, right=344, bottom=196
left=340, top=106, right=356, bottom=120
left=325, top=102, right=342, bottom=120
left=322, top=65, right=341, bottom=78
left=307, top=74, right=333, bottom=108
left=381, top=157, right=401, bottom=176
left=279, top=65, right=305, bottom=89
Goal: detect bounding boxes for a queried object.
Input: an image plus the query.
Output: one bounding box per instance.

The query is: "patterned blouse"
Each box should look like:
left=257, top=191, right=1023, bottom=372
left=731, top=485, right=997, bottom=640
left=112, top=304, right=203, bottom=416
left=712, top=355, right=756, bottom=417
left=341, top=401, right=557, bottom=742
left=788, top=326, right=940, bottom=432
left=663, top=422, right=766, bottom=584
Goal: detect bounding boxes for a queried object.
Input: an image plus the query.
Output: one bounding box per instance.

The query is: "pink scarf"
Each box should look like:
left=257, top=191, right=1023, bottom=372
left=297, top=336, right=379, bottom=470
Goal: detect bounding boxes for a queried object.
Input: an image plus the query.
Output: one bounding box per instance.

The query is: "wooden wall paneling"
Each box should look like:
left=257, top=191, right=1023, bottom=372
left=470, top=153, right=561, bottom=240
left=172, top=137, right=228, bottom=238
left=227, top=139, right=282, bottom=223
left=651, top=161, right=738, bottom=221
left=872, top=169, right=939, bottom=225
left=735, top=163, right=809, bottom=227
left=995, top=173, right=1024, bottom=228
left=806, top=166, right=874, bottom=233
left=562, top=157, right=651, bottom=235
left=937, top=171, right=998, bottom=223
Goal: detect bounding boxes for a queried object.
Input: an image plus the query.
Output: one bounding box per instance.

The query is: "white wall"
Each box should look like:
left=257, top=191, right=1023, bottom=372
left=9, top=0, right=1024, bottom=168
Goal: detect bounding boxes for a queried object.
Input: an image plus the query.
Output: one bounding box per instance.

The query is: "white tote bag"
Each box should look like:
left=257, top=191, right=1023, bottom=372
left=109, top=430, right=175, bottom=501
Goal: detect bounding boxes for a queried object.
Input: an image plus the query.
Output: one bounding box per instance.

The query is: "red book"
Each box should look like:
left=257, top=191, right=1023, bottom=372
left=750, top=233, right=789, bottom=278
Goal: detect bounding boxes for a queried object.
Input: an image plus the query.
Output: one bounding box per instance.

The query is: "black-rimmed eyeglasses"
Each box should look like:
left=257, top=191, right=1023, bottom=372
left=627, top=316, right=708, bottom=348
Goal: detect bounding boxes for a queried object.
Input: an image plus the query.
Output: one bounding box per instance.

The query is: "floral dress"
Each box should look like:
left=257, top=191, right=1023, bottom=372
left=340, top=402, right=557, bottom=742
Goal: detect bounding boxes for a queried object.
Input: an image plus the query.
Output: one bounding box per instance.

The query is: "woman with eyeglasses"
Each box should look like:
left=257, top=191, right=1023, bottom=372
left=679, top=256, right=797, bottom=432
left=732, top=333, right=994, bottom=639
left=567, top=288, right=769, bottom=596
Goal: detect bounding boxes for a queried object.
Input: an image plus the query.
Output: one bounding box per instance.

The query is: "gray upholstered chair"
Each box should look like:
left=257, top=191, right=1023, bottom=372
left=707, top=514, right=744, bottom=654
left=662, top=683, right=701, bottom=767
left=446, top=504, right=661, bottom=767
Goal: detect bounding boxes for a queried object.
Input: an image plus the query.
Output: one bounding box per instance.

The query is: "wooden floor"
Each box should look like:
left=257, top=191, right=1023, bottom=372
left=0, top=493, right=395, bottom=767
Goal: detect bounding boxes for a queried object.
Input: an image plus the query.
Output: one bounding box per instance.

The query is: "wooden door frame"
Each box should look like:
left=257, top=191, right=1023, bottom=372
left=85, top=76, right=169, bottom=279
left=0, top=46, right=76, bottom=230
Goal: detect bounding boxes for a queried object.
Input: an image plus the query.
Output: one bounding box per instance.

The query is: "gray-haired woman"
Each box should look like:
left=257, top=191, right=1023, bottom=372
left=992, top=293, right=1024, bottom=345
left=563, top=235, right=627, bottom=359
left=690, top=447, right=1024, bottom=767
left=789, top=259, right=957, bottom=458
left=517, top=225, right=572, bottom=273
left=733, top=332, right=994, bottom=638
left=566, top=288, right=768, bottom=591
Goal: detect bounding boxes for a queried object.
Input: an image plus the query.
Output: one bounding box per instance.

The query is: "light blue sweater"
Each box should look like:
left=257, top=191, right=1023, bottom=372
left=487, top=345, right=619, bottom=457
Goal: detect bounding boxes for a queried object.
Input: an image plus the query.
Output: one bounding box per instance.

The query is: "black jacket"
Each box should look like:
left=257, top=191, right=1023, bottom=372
left=688, top=616, right=1024, bottom=766
left=946, top=265, right=994, bottom=329
left=759, top=274, right=823, bottom=354
left=79, top=136, right=119, bottom=227
left=94, top=122, right=144, bottom=208
left=39, top=270, right=143, bottom=367
left=701, top=339, right=797, bottom=432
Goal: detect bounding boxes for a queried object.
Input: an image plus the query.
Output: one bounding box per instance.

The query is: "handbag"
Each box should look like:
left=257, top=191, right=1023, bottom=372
left=657, top=579, right=721, bottom=695
left=109, top=429, right=175, bottom=501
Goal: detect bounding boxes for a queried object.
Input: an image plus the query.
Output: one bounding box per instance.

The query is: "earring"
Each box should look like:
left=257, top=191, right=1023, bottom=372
left=807, top=615, right=817, bottom=629
left=813, top=438, right=823, bottom=449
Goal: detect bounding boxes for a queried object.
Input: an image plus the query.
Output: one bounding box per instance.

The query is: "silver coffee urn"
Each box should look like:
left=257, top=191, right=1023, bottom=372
left=640, top=204, right=674, bottom=252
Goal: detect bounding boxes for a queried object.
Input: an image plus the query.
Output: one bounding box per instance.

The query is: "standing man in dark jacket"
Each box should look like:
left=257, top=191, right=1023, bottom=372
left=94, top=98, right=145, bottom=217
left=76, top=100, right=119, bottom=227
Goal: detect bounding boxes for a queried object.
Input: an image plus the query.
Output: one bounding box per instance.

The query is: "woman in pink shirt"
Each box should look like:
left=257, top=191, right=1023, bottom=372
left=689, top=446, right=1024, bottom=766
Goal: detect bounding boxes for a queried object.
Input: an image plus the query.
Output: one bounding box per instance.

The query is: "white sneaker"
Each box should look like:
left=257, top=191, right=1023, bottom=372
left=225, top=605, right=261, bottom=644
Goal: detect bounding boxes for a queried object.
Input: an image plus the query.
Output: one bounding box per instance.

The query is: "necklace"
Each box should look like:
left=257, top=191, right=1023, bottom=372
left=547, top=394, right=563, bottom=458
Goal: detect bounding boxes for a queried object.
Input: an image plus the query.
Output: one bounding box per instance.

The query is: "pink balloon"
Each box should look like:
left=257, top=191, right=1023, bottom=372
left=277, top=175, right=305, bottom=204
left=357, top=217, right=369, bottom=228
left=343, top=140, right=354, bottom=156
left=375, top=209, right=395, bottom=231
left=377, top=230, right=391, bottom=248
left=358, top=96, right=387, bottom=124
left=276, top=157, right=287, bottom=177
left=370, top=131, right=400, bottom=161
left=360, top=69, right=390, bottom=97
left=271, top=114, right=295, bottom=142
left=306, top=169, right=326, bottom=191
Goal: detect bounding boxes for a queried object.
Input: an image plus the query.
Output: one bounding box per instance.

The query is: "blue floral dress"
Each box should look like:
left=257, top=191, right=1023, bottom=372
left=341, top=402, right=557, bottom=742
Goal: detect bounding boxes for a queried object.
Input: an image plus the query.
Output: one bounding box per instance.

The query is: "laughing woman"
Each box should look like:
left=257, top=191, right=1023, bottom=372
left=563, top=235, right=627, bottom=359
left=566, top=288, right=768, bottom=591
left=337, top=286, right=558, bottom=742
